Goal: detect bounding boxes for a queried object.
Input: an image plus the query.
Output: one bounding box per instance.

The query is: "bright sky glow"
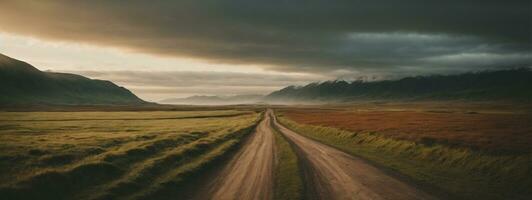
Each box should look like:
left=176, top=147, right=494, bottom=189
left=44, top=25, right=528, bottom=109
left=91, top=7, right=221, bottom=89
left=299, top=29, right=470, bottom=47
left=0, top=32, right=265, bottom=73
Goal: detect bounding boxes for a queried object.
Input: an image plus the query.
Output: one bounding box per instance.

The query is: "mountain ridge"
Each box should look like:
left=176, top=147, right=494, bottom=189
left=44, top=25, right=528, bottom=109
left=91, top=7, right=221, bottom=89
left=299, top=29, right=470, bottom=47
left=160, top=94, right=263, bottom=105
left=0, top=53, right=146, bottom=106
left=265, top=68, right=532, bottom=103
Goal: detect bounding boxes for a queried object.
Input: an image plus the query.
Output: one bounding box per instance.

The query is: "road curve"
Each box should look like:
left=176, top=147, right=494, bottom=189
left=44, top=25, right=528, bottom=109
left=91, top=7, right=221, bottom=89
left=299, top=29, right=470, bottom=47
left=203, top=110, right=276, bottom=200
left=271, top=110, right=438, bottom=200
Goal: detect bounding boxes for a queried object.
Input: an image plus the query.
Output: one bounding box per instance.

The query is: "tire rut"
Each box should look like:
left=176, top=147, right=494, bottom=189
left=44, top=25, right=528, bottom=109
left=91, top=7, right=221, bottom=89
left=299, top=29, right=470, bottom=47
left=201, top=110, right=277, bottom=200
left=272, top=110, right=438, bottom=200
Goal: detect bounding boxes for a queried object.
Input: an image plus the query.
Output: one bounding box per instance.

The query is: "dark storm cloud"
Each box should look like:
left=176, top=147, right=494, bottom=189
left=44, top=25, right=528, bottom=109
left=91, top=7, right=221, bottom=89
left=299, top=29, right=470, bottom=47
left=0, top=0, right=530, bottom=74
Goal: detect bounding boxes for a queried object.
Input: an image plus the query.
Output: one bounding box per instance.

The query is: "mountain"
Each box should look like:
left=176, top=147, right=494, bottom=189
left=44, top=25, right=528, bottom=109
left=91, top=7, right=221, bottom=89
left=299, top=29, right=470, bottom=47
left=160, top=94, right=263, bottom=105
left=0, top=53, right=146, bottom=105
left=265, top=69, right=532, bottom=103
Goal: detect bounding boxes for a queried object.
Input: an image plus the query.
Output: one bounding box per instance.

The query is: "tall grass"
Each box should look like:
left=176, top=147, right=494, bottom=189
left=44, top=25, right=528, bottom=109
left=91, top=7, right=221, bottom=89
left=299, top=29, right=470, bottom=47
left=272, top=123, right=303, bottom=200
left=0, top=110, right=261, bottom=200
left=128, top=125, right=259, bottom=200
left=277, top=114, right=532, bottom=200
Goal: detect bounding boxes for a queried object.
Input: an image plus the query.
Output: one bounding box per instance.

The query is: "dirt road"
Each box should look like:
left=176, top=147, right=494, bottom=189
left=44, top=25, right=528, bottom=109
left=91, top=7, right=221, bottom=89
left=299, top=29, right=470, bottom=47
left=271, top=111, right=438, bottom=200
left=203, top=110, right=276, bottom=200
left=202, top=110, right=436, bottom=200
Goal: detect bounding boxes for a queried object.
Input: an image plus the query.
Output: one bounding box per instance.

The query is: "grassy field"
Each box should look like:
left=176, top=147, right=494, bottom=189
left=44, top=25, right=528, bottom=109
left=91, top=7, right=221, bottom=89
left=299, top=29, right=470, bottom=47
left=0, top=110, right=260, bottom=200
left=276, top=104, right=532, bottom=200
left=272, top=121, right=303, bottom=200
left=278, top=103, right=532, bottom=153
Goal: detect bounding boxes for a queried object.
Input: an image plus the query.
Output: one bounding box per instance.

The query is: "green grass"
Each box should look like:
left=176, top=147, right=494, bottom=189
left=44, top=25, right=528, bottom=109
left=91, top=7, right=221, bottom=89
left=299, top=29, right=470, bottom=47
left=0, top=110, right=260, bottom=200
left=272, top=124, right=303, bottom=200
left=276, top=114, right=532, bottom=200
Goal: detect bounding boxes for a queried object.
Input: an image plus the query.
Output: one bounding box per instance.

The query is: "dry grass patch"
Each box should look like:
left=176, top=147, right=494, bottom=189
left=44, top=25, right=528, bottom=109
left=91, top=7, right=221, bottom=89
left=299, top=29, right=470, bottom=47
left=276, top=111, right=532, bottom=200
left=280, top=107, right=532, bottom=153
left=0, top=110, right=260, bottom=200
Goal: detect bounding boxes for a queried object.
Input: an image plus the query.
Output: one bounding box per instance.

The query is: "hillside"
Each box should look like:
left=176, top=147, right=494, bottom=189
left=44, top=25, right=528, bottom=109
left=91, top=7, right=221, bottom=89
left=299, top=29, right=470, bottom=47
left=265, top=69, right=532, bottom=103
left=160, top=94, right=263, bottom=105
left=0, top=54, right=146, bottom=105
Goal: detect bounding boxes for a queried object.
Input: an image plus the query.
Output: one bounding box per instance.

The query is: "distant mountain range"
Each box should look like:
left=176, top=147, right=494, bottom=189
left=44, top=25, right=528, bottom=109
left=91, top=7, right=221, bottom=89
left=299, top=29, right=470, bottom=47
left=160, top=94, right=263, bottom=105
left=0, top=54, right=146, bottom=105
left=3, top=52, right=531, bottom=106
left=265, top=68, right=532, bottom=103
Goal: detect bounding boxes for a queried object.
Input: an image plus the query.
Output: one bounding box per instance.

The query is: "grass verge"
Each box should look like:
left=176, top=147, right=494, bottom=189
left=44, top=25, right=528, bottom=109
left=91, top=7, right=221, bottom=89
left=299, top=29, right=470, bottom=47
left=0, top=111, right=262, bottom=200
left=276, top=114, right=532, bottom=200
left=128, top=112, right=264, bottom=200
left=272, top=123, right=303, bottom=200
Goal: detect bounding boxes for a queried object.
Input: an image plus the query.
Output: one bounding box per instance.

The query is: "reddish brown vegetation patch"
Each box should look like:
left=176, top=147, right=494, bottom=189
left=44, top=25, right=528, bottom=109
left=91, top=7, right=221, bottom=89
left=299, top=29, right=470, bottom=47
left=281, top=108, right=532, bottom=153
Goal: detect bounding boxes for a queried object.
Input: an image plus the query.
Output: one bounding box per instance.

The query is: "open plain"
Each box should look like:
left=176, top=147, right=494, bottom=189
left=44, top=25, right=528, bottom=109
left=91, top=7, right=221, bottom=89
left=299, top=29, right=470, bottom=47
left=0, top=109, right=260, bottom=200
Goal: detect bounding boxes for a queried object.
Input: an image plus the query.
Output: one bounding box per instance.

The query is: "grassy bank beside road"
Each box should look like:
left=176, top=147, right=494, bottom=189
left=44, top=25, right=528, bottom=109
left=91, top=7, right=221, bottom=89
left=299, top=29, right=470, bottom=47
left=272, top=122, right=303, bottom=200
left=276, top=113, right=532, bottom=200
left=0, top=110, right=260, bottom=200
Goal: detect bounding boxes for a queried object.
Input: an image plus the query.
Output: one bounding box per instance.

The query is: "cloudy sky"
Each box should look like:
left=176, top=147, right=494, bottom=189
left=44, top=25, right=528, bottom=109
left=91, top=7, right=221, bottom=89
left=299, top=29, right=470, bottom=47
left=0, top=0, right=530, bottom=101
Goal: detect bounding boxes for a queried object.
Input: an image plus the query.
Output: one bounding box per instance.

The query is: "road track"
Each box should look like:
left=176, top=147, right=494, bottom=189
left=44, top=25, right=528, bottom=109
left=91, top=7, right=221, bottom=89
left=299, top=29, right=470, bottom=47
left=203, top=110, right=276, bottom=200
left=203, top=109, right=437, bottom=200
left=271, top=110, right=437, bottom=200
